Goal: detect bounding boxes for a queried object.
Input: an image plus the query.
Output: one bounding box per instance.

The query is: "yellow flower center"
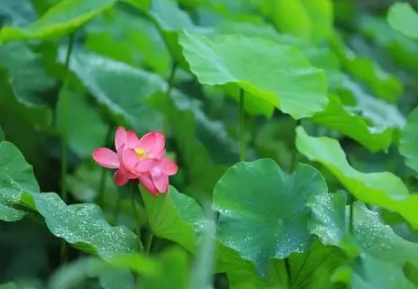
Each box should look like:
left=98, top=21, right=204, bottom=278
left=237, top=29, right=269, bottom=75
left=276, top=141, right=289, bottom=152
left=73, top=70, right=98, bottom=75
left=134, top=148, right=148, bottom=160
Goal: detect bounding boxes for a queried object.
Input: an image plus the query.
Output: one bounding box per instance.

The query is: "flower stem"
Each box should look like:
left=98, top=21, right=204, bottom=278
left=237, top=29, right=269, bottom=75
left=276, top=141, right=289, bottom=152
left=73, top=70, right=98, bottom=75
left=239, top=89, right=246, bottom=162
left=130, top=182, right=144, bottom=251
left=162, top=62, right=177, bottom=134
left=60, top=33, right=74, bottom=265
left=284, top=258, right=292, bottom=288
left=349, top=194, right=355, bottom=235
left=145, top=232, right=154, bottom=253
left=97, top=126, right=113, bottom=207
left=60, top=33, right=74, bottom=203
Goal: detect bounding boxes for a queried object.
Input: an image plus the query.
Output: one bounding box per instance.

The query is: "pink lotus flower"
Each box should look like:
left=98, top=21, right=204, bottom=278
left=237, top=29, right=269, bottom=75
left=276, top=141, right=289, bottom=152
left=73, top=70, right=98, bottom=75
left=92, top=126, right=178, bottom=195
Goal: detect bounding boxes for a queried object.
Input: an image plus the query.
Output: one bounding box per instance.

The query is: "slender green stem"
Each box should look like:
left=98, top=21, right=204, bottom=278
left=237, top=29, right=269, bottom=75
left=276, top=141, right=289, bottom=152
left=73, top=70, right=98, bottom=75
left=239, top=89, right=246, bottom=162
left=130, top=182, right=144, bottom=251
left=349, top=194, right=355, bottom=235
left=60, top=33, right=75, bottom=265
left=145, top=232, right=154, bottom=253
left=97, top=126, right=113, bottom=207
left=112, top=192, right=123, bottom=223
left=284, top=258, right=292, bottom=288
left=166, top=61, right=177, bottom=97
left=162, top=62, right=177, bottom=134
left=61, top=33, right=74, bottom=203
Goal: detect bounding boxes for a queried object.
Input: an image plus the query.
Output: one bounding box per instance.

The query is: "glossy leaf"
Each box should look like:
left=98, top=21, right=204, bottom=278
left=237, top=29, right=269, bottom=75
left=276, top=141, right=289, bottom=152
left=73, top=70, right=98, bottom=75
left=60, top=47, right=164, bottom=133
left=0, top=141, right=137, bottom=259
left=0, top=0, right=118, bottom=43
left=179, top=31, right=328, bottom=119
left=26, top=193, right=137, bottom=260
left=310, top=193, right=418, bottom=289
left=212, top=159, right=328, bottom=270
left=388, top=3, right=418, bottom=40
left=399, top=107, right=418, bottom=173
left=141, top=186, right=205, bottom=253
left=311, top=94, right=393, bottom=152
left=296, top=126, right=418, bottom=229
left=216, top=239, right=345, bottom=289
left=0, top=141, right=39, bottom=222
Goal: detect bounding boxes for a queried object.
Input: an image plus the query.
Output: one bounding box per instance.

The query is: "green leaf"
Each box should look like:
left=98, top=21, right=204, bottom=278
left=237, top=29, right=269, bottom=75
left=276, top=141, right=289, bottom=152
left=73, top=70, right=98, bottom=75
left=179, top=31, right=328, bottom=119
left=0, top=0, right=118, bottom=43
left=310, top=193, right=418, bottom=289
left=0, top=0, right=37, bottom=27
left=139, top=248, right=189, bottom=289
left=296, top=126, right=418, bottom=229
left=359, top=14, right=418, bottom=74
left=48, top=257, right=134, bottom=289
left=0, top=141, right=39, bottom=222
left=56, top=91, right=108, bottom=159
left=388, top=2, right=418, bottom=40
left=399, top=107, right=418, bottom=174
left=0, top=125, right=4, bottom=142
left=141, top=186, right=205, bottom=253
left=0, top=47, right=53, bottom=129
left=331, top=35, right=403, bottom=103
left=216, top=240, right=345, bottom=289
left=260, top=0, right=333, bottom=43
left=66, top=162, right=118, bottom=204
left=26, top=192, right=137, bottom=260
left=340, top=77, right=405, bottom=130
left=85, top=8, right=171, bottom=76
left=311, top=94, right=393, bottom=152
left=212, top=159, right=328, bottom=270
left=61, top=47, right=164, bottom=133
left=0, top=141, right=137, bottom=259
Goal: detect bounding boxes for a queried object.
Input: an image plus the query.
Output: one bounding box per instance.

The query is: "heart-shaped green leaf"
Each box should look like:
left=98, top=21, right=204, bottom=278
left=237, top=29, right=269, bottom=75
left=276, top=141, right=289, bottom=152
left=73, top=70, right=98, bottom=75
left=0, top=0, right=118, bottom=43
left=212, top=159, right=328, bottom=270
left=141, top=186, right=205, bottom=253
left=388, top=2, right=418, bottom=40
left=399, top=107, right=418, bottom=173
left=296, top=126, right=418, bottom=229
left=179, top=31, right=328, bottom=119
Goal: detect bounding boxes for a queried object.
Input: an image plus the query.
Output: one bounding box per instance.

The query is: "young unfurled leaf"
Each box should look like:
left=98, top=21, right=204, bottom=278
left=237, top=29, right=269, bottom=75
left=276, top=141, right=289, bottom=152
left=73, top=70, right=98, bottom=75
left=399, top=107, right=418, bottom=174
left=141, top=186, right=205, bottom=253
left=179, top=31, right=328, bottom=119
left=0, top=0, right=118, bottom=43
left=388, top=2, right=418, bottom=40
left=296, top=127, right=418, bottom=229
left=212, top=159, right=328, bottom=272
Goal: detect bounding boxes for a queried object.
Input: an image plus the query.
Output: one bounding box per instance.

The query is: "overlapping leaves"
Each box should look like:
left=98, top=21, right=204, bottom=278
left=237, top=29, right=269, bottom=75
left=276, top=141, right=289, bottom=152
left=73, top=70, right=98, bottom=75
left=296, top=126, right=418, bottom=228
